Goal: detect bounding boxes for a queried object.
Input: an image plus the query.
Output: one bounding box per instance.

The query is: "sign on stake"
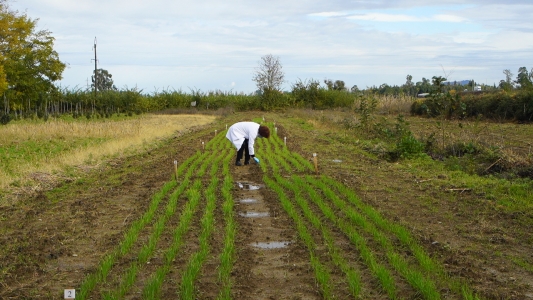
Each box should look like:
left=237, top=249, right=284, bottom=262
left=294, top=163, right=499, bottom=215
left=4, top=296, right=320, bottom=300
left=174, top=160, right=178, bottom=182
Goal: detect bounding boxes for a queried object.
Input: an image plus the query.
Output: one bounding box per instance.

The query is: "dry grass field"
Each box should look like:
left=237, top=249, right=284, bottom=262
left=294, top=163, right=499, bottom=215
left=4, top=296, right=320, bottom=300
left=0, top=114, right=217, bottom=201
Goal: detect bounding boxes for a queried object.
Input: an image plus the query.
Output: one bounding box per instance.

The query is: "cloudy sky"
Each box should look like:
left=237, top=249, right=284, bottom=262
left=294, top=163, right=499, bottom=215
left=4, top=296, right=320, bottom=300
left=9, top=0, right=533, bottom=93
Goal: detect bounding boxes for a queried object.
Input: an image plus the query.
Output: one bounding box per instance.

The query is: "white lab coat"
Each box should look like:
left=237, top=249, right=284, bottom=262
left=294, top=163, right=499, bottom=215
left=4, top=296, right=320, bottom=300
left=226, top=122, right=260, bottom=155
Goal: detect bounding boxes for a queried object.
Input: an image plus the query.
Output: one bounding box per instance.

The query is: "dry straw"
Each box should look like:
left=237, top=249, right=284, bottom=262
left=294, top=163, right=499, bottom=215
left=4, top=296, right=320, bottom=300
left=0, top=114, right=217, bottom=192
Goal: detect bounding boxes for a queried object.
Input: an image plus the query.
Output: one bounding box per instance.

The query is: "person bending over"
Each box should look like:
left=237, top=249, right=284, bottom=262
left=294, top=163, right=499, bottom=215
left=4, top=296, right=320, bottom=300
left=226, top=121, right=270, bottom=166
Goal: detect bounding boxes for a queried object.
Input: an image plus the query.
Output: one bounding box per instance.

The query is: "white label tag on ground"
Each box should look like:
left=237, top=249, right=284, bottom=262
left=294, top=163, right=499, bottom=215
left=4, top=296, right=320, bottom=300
left=64, top=289, right=75, bottom=299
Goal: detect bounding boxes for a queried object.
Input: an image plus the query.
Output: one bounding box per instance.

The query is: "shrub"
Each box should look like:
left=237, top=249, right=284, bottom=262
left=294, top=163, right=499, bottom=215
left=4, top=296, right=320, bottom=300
left=0, top=113, right=11, bottom=125
left=395, top=133, right=426, bottom=159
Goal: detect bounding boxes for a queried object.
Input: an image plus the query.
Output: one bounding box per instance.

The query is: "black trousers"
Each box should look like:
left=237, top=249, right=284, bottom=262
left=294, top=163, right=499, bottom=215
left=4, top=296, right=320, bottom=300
left=237, top=139, right=250, bottom=163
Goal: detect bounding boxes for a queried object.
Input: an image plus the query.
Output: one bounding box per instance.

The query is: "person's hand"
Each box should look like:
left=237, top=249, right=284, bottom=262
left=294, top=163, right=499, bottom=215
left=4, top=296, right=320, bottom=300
left=251, top=154, right=259, bottom=164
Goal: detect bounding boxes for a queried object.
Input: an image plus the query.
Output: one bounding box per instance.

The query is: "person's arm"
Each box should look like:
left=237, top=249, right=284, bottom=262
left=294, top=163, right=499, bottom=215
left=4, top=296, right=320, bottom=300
left=247, top=123, right=259, bottom=155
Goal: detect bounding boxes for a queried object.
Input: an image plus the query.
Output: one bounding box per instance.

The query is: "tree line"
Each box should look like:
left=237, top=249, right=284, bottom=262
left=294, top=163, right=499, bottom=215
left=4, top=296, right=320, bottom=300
left=1, top=0, right=532, bottom=124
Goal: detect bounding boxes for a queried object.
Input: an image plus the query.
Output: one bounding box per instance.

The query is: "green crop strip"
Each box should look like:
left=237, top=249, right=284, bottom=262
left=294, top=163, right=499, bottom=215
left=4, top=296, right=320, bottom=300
left=264, top=175, right=332, bottom=299
left=77, top=178, right=177, bottom=299
left=256, top=123, right=479, bottom=299
left=217, top=152, right=237, bottom=300
left=319, top=175, right=480, bottom=299
left=141, top=130, right=229, bottom=298
left=179, top=149, right=225, bottom=298
left=141, top=180, right=203, bottom=299
left=78, top=126, right=226, bottom=299
left=274, top=174, right=362, bottom=297
left=104, top=175, right=192, bottom=298
left=299, top=175, right=439, bottom=299
left=267, top=125, right=310, bottom=172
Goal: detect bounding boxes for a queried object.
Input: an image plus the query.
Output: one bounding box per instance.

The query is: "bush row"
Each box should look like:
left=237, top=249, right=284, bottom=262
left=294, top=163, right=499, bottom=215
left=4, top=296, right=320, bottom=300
left=411, top=90, right=533, bottom=122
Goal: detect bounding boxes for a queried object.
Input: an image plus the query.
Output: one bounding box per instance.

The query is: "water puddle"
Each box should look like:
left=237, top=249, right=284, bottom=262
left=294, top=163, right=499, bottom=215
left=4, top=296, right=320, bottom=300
left=237, top=182, right=262, bottom=190
left=239, top=211, right=269, bottom=218
left=252, top=241, right=291, bottom=249
left=239, top=198, right=258, bottom=204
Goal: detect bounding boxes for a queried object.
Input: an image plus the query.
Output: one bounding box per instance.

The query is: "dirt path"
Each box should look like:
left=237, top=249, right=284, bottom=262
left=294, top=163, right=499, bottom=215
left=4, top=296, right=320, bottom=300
left=230, top=162, right=320, bottom=299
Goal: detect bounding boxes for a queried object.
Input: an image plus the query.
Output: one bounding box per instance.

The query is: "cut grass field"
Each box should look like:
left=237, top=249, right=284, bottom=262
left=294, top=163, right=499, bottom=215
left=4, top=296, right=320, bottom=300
left=0, top=114, right=217, bottom=199
left=0, top=110, right=532, bottom=299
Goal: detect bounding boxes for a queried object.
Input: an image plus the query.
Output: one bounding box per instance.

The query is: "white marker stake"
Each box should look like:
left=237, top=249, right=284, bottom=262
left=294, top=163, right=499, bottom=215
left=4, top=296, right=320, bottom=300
left=202, top=141, right=205, bottom=150
left=174, top=160, right=178, bottom=182
left=313, top=153, right=318, bottom=175
left=215, top=129, right=217, bottom=136
left=275, top=127, right=278, bottom=134
left=284, top=137, right=287, bottom=146
left=64, top=289, right=75, bottom=299
left=226, top=124, right=228, bottom=130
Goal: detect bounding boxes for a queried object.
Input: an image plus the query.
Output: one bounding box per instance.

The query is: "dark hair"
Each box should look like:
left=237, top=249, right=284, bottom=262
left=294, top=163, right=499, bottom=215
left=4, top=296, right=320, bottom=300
left=258, top=125, right=270, bottom=138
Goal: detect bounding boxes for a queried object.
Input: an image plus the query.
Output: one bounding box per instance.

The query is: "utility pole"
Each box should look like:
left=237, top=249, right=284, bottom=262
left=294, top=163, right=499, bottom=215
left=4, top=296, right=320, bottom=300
left=92, top=37, right=98, bottom=114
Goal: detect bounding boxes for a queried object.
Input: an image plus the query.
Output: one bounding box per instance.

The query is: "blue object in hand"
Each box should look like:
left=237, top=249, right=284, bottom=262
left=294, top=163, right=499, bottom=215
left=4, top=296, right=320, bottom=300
left=253, top=157, right=260, bottom=164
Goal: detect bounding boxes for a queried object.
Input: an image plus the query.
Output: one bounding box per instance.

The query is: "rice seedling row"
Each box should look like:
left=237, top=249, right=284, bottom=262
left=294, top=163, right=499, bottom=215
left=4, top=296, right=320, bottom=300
left=77, top=128, right=234, bottom=299
left=256, top=122, right=479, bottom=299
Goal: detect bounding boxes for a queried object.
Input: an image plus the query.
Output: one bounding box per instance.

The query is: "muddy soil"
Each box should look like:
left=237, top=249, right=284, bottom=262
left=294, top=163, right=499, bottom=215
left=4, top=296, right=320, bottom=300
left=229, top=163, right=321, bottom=299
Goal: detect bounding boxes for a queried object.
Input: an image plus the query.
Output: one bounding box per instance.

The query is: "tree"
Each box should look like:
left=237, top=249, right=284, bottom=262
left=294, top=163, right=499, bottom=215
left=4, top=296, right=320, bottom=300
left=324, top=79, right=346, bottom=91
left=252, top=54, right=284, bottom=92
left=0, top=1, right=66, bottom=113
left=500, top=69, right=514, bottom=91
left=404, top=74, right=415, bottom=96
left=515, top=66, right=532, bottom=90
left=416, top=77, right=432, bottom=94
left=431, top=76, right=447, bottom=93
left=252, top=54, right=285, bottom=110
left=504, top=69, right=514, bottom=86
left=0, top=1, right=9, bottom=95
left=92, top=68, right=117, bottom=91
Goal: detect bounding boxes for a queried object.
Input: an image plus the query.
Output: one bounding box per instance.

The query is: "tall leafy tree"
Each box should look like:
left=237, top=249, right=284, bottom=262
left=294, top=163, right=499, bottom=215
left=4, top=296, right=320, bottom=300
left=404, top=74, right=415, bottom=96
left=431, top=76, right=447, bottom=93
left=0, top=1, right=66, bottom=111
left=515, top=66, right=532, bottom=90
left=324, top=79, right=346, bottom=91
left=0, top=1, right=10, bottom=95
left=92, top=68, right=117, bottom=91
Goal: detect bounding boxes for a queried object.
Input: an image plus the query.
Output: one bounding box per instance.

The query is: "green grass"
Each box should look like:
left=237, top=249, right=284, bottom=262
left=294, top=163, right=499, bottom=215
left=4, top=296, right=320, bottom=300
left=0, top=137, right=109, bottom=176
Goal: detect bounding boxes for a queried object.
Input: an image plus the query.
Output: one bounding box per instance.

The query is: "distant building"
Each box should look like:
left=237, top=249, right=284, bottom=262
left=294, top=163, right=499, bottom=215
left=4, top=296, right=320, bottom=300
left=443, top=80, right=471, bottom=86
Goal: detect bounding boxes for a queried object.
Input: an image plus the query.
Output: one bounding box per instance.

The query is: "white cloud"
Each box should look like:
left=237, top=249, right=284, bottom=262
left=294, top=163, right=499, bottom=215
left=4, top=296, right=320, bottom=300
left=347, top=13, right=421, bottom=22
left=8, top=0, right=533, bottom=92
left=308, top=11, right=350, bottom=17
left=433, top=14, right=467, bottom=23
